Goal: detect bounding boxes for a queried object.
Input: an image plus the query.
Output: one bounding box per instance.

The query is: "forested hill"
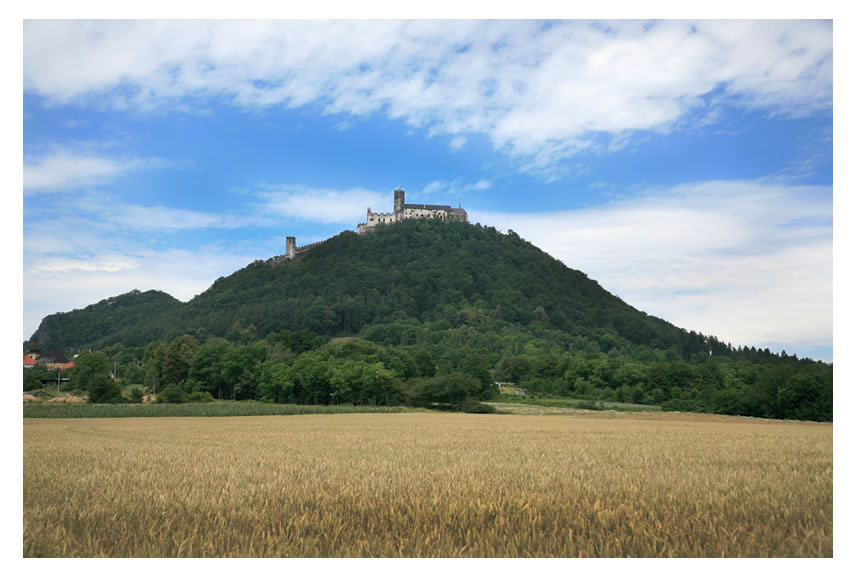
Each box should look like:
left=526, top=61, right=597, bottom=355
left=32, top=219, right=726, bottom=357
left=28, top=289, right=181, bottom=353
left=28, top=219, right=832, bottom=421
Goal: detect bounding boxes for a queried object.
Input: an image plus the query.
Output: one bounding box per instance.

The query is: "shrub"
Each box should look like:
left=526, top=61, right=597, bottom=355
left=157, top=385, right=188, bottom=404
left=88, top=374, right=124, bottom=404
left=188, top=391, right=215, bottom=403
left=126, top=387, right=144, bottom=404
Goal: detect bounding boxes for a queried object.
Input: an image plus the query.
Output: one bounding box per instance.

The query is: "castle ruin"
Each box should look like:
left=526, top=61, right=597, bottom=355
left=282, top=189, right=467, bottom=260
left=357, top=189, right=467, bottom=234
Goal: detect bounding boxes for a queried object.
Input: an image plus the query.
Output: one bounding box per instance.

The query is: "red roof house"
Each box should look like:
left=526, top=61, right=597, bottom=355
left=23, top=355, right=37, bottom=368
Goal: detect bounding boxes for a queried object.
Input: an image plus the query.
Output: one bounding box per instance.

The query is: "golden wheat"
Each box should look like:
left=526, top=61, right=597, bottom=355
left=23, top=412, right=832, bottom=557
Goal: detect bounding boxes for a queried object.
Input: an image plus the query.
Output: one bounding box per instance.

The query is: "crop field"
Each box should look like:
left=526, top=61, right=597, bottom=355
left=23, top=412, right=832, bottom=557
left=22, top=401, right=415, bottom=419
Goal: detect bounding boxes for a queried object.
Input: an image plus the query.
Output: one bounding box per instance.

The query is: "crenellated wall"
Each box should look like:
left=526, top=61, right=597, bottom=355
left=294, top=239, right=326, bottom=254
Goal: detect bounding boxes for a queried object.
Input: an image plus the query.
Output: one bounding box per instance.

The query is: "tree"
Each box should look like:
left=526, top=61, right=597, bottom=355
left=24, top=365, right=53, bottom=391
left=778, top=369, right=832, bottom=422
left=409, top=372, right=481, bottom=409
left=161, top=335, right=199, bottom=387
left=457, top=352, right=497, bottom=399
left=328, top=359, right=396, bottom=405
left=234, top=370, right=258, bottom=400
left=73, top=351, right=122, bottom=403
left=143, top=342, right=167, bottom=395
left=221, top=343, right=265, bottom=400
left=289, top=352, right=332, bottom=404
left=23, top=369, right=43, bottom=391
left=258, top=361, right=293, bottom=403
left=497, top=354, right=531, bottom=383
left=188, top=340, right=231, bottom=399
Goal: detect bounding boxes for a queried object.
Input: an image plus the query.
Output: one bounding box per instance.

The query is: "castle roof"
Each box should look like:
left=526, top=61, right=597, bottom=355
left=402, top=203, right=453, bottom=211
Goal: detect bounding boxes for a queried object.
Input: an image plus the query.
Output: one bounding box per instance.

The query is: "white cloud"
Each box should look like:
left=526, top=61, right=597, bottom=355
left=31, top=254, right=141, bottom=274
left=472, top=179, right=832, bottom=355
left=256, top=185, right=391, bottom=224
left=24, top=20, right=832, bottom=175
left=422, top=178, right=493, bottom=196
left=26, top=190, right=258, bottom=235
left=23, top=146, right=171, bottom=192
left=24, top=148, right=128, bottom=191
left=422, top=180, right=445, bottom=194
left=449, top=136, right=467, bottom=151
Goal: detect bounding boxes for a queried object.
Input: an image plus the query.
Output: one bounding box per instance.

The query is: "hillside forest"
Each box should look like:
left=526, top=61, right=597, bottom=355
left=25, top=220, right=832, bottom=422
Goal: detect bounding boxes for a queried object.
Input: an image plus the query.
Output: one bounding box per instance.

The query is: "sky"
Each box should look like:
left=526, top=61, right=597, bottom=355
left=21, top=18, right=834, bottom=361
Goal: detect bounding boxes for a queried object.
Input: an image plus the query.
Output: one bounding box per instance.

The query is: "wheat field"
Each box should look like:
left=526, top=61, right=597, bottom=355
left=23, top=412, right=832, bottom=557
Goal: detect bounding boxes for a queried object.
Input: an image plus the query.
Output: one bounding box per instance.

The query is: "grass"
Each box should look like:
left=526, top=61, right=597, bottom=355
left=22, top=401, right=415, bottom=419
left=492, top=394, right=662, bottom=413
left=23, top=412, right=831, bottom=557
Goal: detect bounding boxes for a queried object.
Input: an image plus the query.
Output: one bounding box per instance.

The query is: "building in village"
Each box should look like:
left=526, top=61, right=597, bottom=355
left=23, top=338, right=73, bottom=370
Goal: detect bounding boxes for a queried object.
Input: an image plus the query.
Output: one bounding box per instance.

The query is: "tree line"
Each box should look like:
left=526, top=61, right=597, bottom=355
left=28, top=320, right=831, bottom=421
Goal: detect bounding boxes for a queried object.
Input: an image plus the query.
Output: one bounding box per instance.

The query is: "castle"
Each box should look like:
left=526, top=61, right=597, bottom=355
left=357, top=189, right=468, bottom=235
left=283, top=189, right=467, bottom=259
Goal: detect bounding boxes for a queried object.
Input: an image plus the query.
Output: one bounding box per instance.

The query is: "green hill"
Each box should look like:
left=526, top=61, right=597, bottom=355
left=27, top=289, right=181, bottom=353
left=32, top=220, right=716, bottom=357
left=26, top=220, right=831, bottom=421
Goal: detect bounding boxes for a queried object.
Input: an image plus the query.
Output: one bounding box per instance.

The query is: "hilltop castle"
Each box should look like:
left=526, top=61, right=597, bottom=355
left=283, top=189, right=467, bottom=259
left=357, top=189, right=467, bottom=235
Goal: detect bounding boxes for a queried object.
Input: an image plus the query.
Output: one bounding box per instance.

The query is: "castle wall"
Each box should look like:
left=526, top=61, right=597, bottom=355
left=357, top=190, right=468, bottom=234
left=282, top=190, right=468, bottom=261
left=403, top=207, right=448, bottom=220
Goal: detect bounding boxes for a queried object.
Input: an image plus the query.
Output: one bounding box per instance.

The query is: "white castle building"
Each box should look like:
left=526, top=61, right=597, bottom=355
left=284, top=189, right=467, bottom=259
left=357, top=189, right=468, bottom=235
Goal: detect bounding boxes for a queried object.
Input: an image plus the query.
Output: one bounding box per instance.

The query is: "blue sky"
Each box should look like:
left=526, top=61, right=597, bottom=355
left=22, top=19, right=833, bottom=361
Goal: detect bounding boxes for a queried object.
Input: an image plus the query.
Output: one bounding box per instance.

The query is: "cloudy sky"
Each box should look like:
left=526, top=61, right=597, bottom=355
left=22, top=19, right=833, bottom=361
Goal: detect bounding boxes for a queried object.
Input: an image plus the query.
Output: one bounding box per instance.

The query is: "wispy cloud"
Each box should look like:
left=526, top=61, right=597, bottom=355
left=255, top=185, right=391, bottom=224
left=23, top=145, right=171, bottom=192
left=423, top=178, right=492, bottom=196
left=472, top=179, right=832, bottom=354
left=449, top=136, right=467, bottom=151
left=26, top=190, right=257, bottom=235
left=24, top=20, right=832, bottom=176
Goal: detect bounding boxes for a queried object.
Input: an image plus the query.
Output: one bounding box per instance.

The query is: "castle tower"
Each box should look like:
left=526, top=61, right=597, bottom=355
left=286, top=236, right=296, bottom=259
left=394, top=189, right=405, bottom=221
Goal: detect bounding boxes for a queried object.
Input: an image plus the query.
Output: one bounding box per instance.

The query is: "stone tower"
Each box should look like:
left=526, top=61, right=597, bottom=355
left=394, top=189, right=405, bottom=220
left=286, top=236, right=296, bottom=259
